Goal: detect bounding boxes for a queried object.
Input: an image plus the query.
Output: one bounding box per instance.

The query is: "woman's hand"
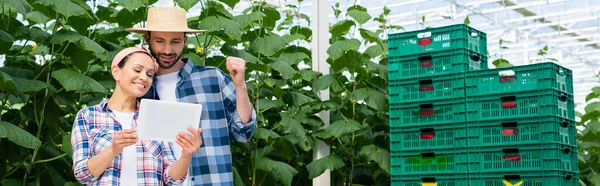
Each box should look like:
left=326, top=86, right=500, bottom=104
left=175, top=126, right=203, bottom=158
left=110, top=129, right=138, bottom=154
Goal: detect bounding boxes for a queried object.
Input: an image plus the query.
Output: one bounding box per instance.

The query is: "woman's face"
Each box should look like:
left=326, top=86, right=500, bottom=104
left=113, top=53, right=155, bottom=97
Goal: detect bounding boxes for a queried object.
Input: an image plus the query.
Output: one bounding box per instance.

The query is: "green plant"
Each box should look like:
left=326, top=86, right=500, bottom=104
left=0, top=0, right=394, bottom=186
left=577, top=84, right=600, bottom=186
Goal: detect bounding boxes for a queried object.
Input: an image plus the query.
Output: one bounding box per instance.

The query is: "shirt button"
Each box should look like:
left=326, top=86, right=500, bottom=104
left=191, top=177, right=195, bottom=181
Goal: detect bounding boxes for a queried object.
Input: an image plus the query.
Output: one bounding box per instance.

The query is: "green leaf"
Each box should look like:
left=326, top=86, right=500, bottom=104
left=232, top=167, right=244, bottom=186
left=51, top=69, right=107, bottom=94
left=282, top=34, right=306, bottom=43
left=256, top=157, right=298, bottom=186
left=585, top=102, right=600, bottom=113
left=257, top=99, right=282, bottom=112
left=77, top=37, right=106, bottom=55
left=359, top=144, right=390, bottom=174
left=279, top=113, right=311, bottom=151
left=269, top=59, right=296, bottom=80
left=330, top=20, right=355, bottom=38
left=290, top=26, right=312, bottom=40
left=0, top=67, right=34, bottom=78
left=0, top=71, right=22, bottom=97
left=347, top=5, right=371, bottom=24
left=359, top=28, right=382, bottom=45
left=199, top=15, right=243, bottom=41
left=50, top=29, right=82, bottom=44
left=1, top=0, right=32, bottom=15
left=586, top=92, right=599, bottom=102
left=249, top=35, right=287, bottom=57
left=365, top=45, right=384, bottom=58
left=174, top=0, right=199, bottom=11
left=61, top=134, right=72, bottom=158
left=220, top=44, right=261, bottom=64
left=13, top=78, right=55, bottom=93
left=254, top=128, right=281, bottom=141
left=588, top=174, right=600, bottom=186
left=299, top=70, right=321, bottom=81
left=327, top=39, right=361, bottom=61
left=352, top=88, right=387, bottom=111
left=34, top=0, right=87, bottom=19
left=278, top=52, right=309, bottom=65
left=307, top=154, right=345, bottom=179
left=492, top=58, right=513, bottom=68
left=383, top=6, right=391, bottom=15
left=0, top=30, right=14, bottom=43
left=0, top=121, right=41, bottom=149
left=313, top=129, right=333, bottom=140
left=587, top=120, right=600, bottom=134
left=314, top=74, right=344, bottom=92
left=327, top=120, right=361, bottom=138
left=27, top=27, right=51, bottom=43
left=464, top=16, right=471, bottom=25
left=233, top=12, right=265, bottom=28
left=26, top=11, right=51, bottom=23
left=116, top=0, right=144, bottom=12
left=283, top=92, right=315, bottom=107
left=261, top=7, right=281, bottom=30
left=218, top=0, right=240, bottom=9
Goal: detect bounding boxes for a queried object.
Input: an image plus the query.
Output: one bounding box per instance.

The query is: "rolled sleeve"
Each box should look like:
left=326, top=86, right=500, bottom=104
left=229, top=105, right=256, bottom=142
left=71, top=109, right=101, bottom=184
left=161, top=142, right=186, bottom=185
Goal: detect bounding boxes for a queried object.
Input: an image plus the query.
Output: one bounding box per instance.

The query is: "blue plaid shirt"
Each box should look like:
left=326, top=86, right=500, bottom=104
left=144, top=59, right=256, bottom=186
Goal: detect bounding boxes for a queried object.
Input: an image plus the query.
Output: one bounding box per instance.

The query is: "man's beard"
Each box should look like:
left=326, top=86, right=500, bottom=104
left=147, top=46, right=184, bottom=69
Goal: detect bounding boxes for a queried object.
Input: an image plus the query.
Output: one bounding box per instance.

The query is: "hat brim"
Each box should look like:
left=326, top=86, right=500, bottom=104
left=125, top=28, right=206, bottom=34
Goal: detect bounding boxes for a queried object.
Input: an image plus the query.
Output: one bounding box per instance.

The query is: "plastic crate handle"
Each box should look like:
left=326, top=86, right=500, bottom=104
left=421, top=152, right=436, bottom=158
left=418, top=56, right=433, bottom=68
left=499, top=70, right=517, bottom=83
left=501, top=122, right=518, bottom=136
left=421, top=177, right=437, bottom=186
left=559, top=94, right=568, bottom=102
left=500, top=96, right=517, bottom=108
left=419, top=104, right=434, bottom=116
left=502, top=148, right=520, bottom=161
left=469, top=54, right=481, bottom=62
left=504, top=175, right=521, bottom=180
left=560, top=120, right=569, bottom=128
left=420, top=128, right=435, bottom=139
left=419, top=80, right=434, bottom=92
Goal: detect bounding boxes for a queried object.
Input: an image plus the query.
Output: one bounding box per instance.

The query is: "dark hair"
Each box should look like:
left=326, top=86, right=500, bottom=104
left=117, top=51, right=154, bottom=68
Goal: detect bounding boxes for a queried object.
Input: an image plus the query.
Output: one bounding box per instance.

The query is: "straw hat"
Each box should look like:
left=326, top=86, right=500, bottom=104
left=125, top=6, right=205, bottom=34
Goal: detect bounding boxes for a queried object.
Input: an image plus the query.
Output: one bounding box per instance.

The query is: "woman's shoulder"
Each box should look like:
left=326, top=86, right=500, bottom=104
left=75, top=102, right=105, bottom=118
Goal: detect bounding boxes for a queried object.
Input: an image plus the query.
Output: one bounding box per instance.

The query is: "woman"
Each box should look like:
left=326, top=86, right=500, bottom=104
left=71, top=47, right=202, bottom=185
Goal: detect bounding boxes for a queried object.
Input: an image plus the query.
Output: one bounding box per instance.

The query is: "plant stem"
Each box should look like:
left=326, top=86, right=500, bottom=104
left=33, top=153, right=67, bottom=164
left=0, top=91, right=7, bottom=120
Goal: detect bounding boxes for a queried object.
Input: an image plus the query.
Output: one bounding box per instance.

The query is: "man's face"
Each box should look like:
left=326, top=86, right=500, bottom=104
left=146, top=32, right=186, bottom=69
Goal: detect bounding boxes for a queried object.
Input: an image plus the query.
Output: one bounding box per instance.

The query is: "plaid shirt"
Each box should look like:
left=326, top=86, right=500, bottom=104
left=143, top=59, right=256, bottom=186
left=71, top=99, right=185, bottom=185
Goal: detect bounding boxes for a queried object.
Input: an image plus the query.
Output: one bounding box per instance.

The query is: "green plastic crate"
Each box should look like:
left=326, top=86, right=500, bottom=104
left=467, top=143, right=578, bottom=173
left=466, top=116, right=577, bottom=147
left=466, top=90, right=575, bottom=121
left=466, top=62, right=573, bottom=96
left=388, top=24, right=488, bottom=57
left=469, top=170, right=579, bottom=186
left=390, top=148, right=470, bottom=175
left=389, top=73, right=466, bottom=104
left=390, top=123, right=468, bottom=152
left=388, top=48, right=487, bottom=80
left=391, top=174, right=470, bottom=186
left=390, top=98, right=466, bottom=127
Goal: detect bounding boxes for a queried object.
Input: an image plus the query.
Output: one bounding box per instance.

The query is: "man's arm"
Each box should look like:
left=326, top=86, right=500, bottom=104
left=234, top=83, right=252, bottom=124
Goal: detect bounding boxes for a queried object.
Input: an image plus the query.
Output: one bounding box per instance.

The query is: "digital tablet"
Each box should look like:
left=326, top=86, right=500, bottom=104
left=137, top=99, right=203, bottom=142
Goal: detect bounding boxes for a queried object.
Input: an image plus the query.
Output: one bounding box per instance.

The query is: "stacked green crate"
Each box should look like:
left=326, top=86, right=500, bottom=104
left=388, top=24, right=488, bottom=181
left=464, top=62, right=579, bottom=186
left=388, top=24, right=579, bottom=185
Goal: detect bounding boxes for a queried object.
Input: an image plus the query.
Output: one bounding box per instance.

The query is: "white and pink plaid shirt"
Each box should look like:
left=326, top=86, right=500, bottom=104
left=71, top=99, right=186, bottom=185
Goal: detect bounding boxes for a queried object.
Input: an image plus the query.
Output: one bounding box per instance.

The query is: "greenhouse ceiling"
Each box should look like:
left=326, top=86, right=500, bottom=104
left=244, top=0, right=600, bottom=112
left=102, top=0, right=600, bottom=111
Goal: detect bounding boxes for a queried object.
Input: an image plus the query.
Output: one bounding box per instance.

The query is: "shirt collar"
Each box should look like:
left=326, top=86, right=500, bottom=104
left=100, top=98, right=141, bottom=112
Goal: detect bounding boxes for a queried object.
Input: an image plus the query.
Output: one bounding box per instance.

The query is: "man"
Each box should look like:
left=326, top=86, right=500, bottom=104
left=125, top=6, right=256, bottom=186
